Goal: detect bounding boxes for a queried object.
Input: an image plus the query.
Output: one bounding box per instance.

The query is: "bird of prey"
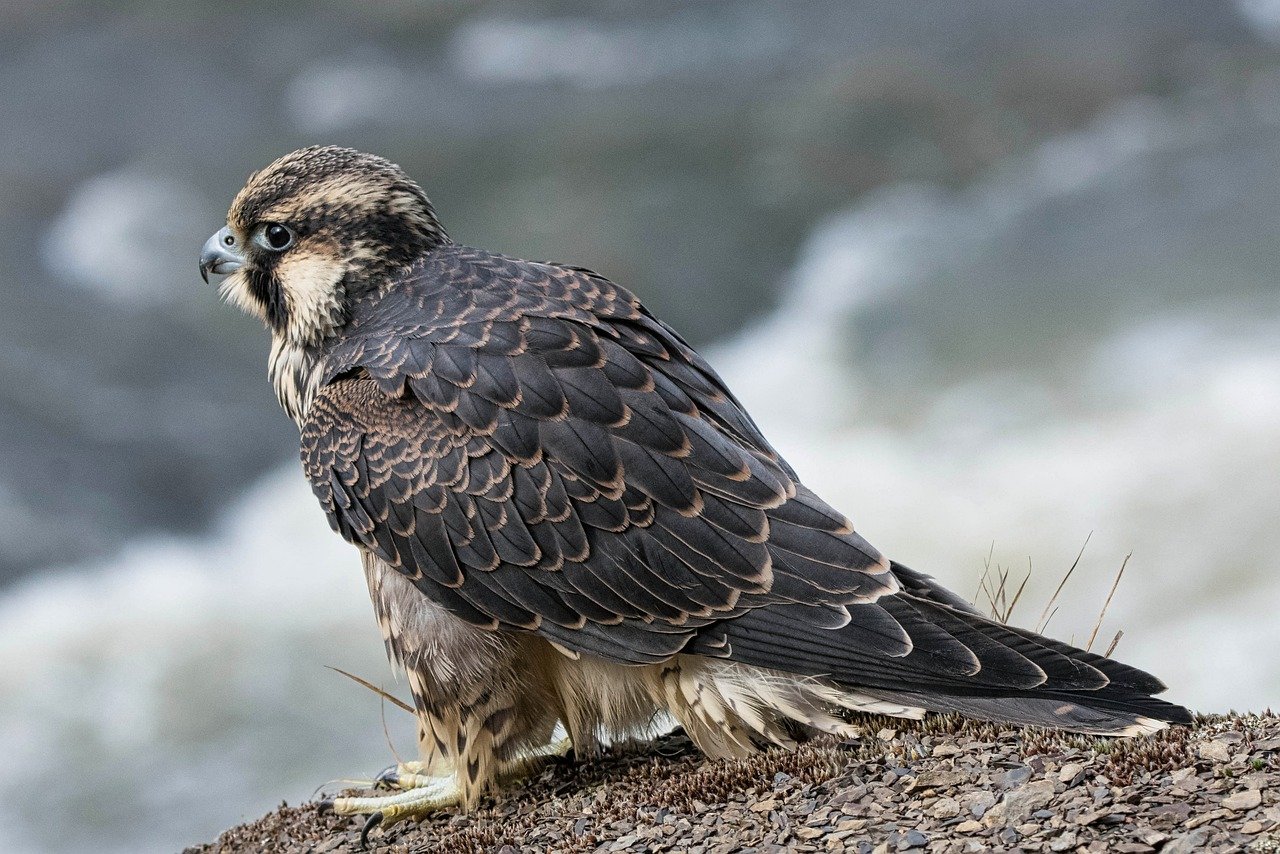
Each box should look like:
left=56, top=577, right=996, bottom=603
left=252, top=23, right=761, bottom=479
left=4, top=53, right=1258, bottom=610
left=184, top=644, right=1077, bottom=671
left=201, top=146, right=1191, bottom=829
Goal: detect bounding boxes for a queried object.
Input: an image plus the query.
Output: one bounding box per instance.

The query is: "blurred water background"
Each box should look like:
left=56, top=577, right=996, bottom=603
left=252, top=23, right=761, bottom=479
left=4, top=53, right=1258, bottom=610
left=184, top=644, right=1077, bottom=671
left=1, top=1, right=1279, bottom=851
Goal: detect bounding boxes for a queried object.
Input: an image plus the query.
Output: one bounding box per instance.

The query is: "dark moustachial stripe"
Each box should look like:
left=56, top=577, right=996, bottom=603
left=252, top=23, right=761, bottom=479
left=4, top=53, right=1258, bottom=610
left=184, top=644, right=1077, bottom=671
left=246, top=266, right=289, bottom=333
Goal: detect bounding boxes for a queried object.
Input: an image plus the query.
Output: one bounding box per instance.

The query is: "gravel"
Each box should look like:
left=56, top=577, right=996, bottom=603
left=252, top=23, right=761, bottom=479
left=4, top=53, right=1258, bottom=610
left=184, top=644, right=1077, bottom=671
left=188, top=712, right=1279, bottom=853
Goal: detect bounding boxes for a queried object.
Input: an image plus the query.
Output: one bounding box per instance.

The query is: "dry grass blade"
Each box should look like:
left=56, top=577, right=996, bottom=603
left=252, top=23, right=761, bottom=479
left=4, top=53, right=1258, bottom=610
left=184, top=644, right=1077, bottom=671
left=1086, top=552, right=1130, bottom=652
left=996, top=564, right=1011, bottom=619
left=1104, top=629, right=1124, bottom=658
left=975, top=549, right=1032, bottom=625
left=381, top=686, right=405, bottom=767
left=327, top=665, right=415, bottom=714
left=1001, top=558, right=1032, bottom=625
left=1036, top=532, right=1092, bottom=634
left=973, top=541, right=996, bottom=609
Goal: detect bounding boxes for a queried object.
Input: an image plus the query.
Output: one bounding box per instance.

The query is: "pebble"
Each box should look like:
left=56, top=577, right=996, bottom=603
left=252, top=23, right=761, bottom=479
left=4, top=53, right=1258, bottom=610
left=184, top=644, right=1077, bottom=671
left=1059, top=762, right=1085, bottom=784
left=1161, top=829, right=1210, bottom=854
left=999, top=765, right=1033, bottom=788
left=1222, top=788, right=1262, bottom=810
left=928, top=797, right=960, bottom=819
left=960, top=790, right=996, bottom=818
left=1049, top=830, right=1078, bottom=851
left=1198, top=740, right=1232, bottom=763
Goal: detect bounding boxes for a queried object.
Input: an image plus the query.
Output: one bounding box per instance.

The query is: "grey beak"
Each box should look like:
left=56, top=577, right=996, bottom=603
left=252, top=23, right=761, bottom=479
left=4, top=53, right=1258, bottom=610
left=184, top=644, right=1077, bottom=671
left=200, top=226, right=245, bottom=283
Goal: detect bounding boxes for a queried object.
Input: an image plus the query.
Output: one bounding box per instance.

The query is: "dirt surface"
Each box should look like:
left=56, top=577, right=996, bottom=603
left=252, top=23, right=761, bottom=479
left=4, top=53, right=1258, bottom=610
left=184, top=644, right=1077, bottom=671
left=188, top=713, right=1279, bottom=853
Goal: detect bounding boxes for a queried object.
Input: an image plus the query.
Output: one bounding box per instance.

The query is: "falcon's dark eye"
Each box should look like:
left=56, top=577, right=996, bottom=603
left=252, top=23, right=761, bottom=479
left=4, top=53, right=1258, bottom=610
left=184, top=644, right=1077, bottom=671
left=259, top=223, right=293, bottom=251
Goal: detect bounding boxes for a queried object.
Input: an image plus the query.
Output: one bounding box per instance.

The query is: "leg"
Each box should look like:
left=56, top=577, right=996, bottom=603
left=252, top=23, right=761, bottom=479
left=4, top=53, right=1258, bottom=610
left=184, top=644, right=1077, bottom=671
left=321, top=731, right=572, bottom=845
left=321, top=698, right=566, bottom=838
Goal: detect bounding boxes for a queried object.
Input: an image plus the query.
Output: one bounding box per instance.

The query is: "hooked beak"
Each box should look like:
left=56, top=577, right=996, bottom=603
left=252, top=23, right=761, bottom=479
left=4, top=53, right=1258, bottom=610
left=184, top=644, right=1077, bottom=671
left=199, top=226, right=245, bottom=283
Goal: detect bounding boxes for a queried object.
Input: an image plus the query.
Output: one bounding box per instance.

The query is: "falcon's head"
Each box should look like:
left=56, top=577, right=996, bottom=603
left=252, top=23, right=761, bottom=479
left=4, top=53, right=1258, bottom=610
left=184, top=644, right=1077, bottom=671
left=201, top=146, right=447, bottom=346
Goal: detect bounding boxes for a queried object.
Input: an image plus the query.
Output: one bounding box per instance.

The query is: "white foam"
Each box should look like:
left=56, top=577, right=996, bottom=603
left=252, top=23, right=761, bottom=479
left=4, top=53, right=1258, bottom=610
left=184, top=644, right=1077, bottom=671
left=0, top=472, right=396, bottom=853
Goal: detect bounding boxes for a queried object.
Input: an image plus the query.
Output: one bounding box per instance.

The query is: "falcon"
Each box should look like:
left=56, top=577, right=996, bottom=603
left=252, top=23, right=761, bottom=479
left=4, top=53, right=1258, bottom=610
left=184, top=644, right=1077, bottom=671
left=201, top=146, right=1191, bottom=829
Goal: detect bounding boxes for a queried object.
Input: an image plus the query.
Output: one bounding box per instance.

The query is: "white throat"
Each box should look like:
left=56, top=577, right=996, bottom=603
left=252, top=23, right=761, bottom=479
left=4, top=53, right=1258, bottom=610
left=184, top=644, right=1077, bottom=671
left=269, top=336, right=323, bottom=425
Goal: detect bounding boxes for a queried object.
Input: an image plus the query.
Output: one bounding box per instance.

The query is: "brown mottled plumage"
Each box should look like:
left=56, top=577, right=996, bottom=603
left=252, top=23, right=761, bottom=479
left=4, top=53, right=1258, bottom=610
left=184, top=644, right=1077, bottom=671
left=203, top=146, right=1190, bottom=829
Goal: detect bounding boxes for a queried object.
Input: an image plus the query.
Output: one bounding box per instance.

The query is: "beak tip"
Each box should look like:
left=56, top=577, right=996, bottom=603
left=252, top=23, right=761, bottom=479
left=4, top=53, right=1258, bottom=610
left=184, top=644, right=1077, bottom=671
left=200, top=226, right=244, bottom=284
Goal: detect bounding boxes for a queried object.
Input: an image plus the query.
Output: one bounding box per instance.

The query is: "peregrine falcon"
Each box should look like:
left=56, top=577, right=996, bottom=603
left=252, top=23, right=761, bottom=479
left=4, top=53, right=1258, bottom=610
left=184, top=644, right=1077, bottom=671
left=201, top=146, right=1191, bottom=828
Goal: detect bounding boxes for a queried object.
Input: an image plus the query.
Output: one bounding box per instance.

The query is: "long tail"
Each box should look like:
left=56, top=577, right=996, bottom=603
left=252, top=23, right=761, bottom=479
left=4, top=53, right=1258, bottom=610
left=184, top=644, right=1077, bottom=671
left=692, top=562, right=1192, bottom=736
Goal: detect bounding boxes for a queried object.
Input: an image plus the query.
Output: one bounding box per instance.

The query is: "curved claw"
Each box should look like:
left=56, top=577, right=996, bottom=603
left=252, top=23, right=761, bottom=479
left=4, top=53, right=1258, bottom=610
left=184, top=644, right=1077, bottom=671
left=360, top=812, right=384, bottom=848
left=374, top=765, right=400, bottom=789
left=316, top=799, right=334, bottom=815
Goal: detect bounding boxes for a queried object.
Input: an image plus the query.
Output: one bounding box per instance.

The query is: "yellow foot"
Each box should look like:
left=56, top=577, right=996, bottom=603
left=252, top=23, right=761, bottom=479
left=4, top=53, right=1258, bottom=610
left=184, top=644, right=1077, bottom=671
left=372, top=760, right=439, bottom=791
left=318, top=774, right=457, bottom=846
left=317, top=738, right=572, bottom=846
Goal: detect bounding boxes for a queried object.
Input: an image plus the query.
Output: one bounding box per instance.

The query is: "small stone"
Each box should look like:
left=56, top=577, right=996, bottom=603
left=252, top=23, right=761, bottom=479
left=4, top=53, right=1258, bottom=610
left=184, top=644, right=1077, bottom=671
left=750, top=798, right=777, bottom=813
left=902, top=830, right=927, bottom=848
left=961, top=790, right=996, bottom=818
left=1000, top=765, right=1034, bottom=788
left=1059, top=762, right=1085, bottom=784
left=1161, top=829, right=1209, bottom=854
left=1185, top=808, right=1229, bottom=829
left=1241, top=820, right=1265, bottom=834
left=1049, top=831, right=1078, bottom=851
left=1198, top=740, right=1232, bottom=763
left=1140, top=830, right=1169, bottom=846
left=1222, top=789, right=1262, bottom=811
left=907, top=768, right=968, bottom=792
left=929, top=797, right=961, bottom=819
left=992, top=779, right=1055, bottom=825
left=955, top=820, right=983, bottom=833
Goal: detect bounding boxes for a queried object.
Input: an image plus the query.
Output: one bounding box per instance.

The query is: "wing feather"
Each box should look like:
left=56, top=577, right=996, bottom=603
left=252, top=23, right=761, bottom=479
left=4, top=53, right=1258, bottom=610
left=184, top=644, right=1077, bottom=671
left=299, top=246, right=1187, bottom=732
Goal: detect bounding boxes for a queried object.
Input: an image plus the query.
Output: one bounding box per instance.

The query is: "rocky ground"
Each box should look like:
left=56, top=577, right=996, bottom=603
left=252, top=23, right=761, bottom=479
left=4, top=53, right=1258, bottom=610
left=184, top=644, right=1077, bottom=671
left=190, top=712, right=1278, bottom=853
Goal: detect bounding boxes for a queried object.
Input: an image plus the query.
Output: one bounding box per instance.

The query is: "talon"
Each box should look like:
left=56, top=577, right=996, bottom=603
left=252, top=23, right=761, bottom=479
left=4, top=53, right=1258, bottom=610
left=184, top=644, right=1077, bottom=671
left=360, top=812, right=384, bottom=848
left=375, top=765, right=399, bottom=788
left=316, top=799, right=334, bottom=815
